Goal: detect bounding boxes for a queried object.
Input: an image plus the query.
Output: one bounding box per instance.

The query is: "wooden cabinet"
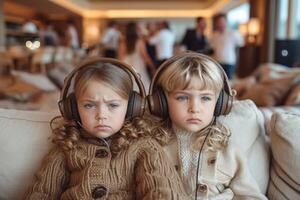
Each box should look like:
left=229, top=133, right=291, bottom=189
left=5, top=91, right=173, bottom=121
left=5, top=19, right=39, bottom=46
left=236, top=45, right=261, bottom=78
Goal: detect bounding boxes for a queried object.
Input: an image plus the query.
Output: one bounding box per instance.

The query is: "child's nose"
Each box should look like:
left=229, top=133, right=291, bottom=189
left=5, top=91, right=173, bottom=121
left=188, top=100, right=200, bottom=113
left=95, top=106, right=107, bottom=120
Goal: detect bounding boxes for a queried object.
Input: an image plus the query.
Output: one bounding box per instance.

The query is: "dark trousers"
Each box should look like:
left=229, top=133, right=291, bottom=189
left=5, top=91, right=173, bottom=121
left=220, top=64, right=235, bottom=80
left=104, top=49, right=117, bottom=58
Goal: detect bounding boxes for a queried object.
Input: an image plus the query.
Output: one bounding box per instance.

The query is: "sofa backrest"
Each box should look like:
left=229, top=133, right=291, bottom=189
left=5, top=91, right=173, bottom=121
left=0, top=108, right=57, bottom=200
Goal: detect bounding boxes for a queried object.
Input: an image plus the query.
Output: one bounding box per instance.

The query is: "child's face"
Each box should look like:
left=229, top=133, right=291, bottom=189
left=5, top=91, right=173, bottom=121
left=77, top=80, right=128, bottom=138
left=166, top=77, right=218, bottom=132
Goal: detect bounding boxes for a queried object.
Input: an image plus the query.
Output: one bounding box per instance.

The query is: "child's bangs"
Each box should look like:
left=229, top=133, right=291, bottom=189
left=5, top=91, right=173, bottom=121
left=162, top=58, right=223, bottom=93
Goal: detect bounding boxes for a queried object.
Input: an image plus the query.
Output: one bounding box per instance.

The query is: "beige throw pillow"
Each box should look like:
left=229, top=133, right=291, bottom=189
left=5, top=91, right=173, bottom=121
left=267, top=112, right=300, bottom=199
left=218, top=99, right=270, bottom=194
left=240, top=77, right=296, bottom=107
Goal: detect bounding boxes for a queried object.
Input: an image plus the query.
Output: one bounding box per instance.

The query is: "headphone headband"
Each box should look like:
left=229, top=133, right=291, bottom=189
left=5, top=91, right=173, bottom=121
left=60, top=57, right=146, bottom=103
left=148, top=52, right=232, bottom=97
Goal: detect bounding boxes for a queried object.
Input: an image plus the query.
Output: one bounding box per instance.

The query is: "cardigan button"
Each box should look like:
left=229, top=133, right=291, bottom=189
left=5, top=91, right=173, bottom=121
left=197, top=183, right=208, bottom=192
left=92, top=186, right=107, bottom=198
left=207, top=157, right=216, bottom=165
left=95, top=149, right=108, bottom=158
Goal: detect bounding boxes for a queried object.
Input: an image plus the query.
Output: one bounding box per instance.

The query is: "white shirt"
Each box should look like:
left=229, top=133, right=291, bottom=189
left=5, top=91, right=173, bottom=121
left=210, top=30, right=244, bottom=65
left=22, top=22, right=38, bottom=34
left=67, top=25, right=79, bottom=48
left=101, top=27, right=120, bottom=50
left=149, top=29, right=175, bottom=60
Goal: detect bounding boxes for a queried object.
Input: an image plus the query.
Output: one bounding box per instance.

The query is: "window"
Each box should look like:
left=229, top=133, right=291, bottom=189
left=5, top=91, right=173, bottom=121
left=277, top=0, right=288, bottom=39
left=227, top=3, right=250, bottom=30
left=296, top=0, right=300, bottom=38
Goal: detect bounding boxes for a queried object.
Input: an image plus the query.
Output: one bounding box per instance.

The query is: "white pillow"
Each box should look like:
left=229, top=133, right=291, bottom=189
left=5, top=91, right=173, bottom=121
left=218, top=99, right=270, bottom=194
left=267, top=112, right=300, bottom=199
left=0, top=108, right=57, bottom=200
left=12, top=70, right=58, bottom=92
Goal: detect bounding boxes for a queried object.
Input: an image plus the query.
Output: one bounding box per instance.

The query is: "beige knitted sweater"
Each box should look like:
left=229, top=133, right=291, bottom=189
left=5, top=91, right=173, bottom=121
left=25, top=136, right=188, bottom=200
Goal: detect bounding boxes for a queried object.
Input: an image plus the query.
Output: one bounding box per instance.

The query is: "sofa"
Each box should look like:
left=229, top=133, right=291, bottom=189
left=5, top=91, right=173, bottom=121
left=0, top=99, right=299, bottom=200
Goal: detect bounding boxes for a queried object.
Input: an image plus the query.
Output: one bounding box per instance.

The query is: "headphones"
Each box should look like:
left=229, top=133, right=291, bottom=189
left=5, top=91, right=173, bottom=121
left=147, top=52, right=234, bottom=119
left=58, top=57, right=146, bottom=123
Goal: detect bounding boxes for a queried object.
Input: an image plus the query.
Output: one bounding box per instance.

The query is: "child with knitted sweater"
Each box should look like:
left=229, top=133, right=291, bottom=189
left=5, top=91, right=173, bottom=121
left=147, top=52, right=267, bottom=199
left=25, top=57, right=187, bottom=200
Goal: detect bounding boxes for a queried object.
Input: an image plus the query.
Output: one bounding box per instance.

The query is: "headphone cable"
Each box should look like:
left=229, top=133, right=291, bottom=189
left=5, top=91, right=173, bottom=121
left=194, top=118, right=215, bottom=200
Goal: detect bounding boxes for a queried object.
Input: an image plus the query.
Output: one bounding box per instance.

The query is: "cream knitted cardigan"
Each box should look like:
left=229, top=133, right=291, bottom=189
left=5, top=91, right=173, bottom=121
left=165, top=125, right=268, bottom=200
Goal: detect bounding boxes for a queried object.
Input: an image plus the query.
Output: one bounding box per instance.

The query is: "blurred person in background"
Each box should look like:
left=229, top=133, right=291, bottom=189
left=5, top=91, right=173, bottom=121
left=148, top=21, right=175, bottom=67
left=210, top=13, right=244, bottom=79
left=22, top=20, right=38, bottom=34
left=118, top=21, right=156, bottom=91
left=66, top=20, right=79, bottom=49
left=41, top=21, right=58, bottom=46
left=144, top=22, right=157, bottom=78
left=181, top=16, right=212, bottom=55
left=101, top=21, right=121, bottom=58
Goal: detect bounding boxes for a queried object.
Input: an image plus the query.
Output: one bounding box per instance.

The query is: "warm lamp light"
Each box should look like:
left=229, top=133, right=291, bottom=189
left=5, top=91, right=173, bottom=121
left=247, top=18, right=260, bottom=36
left=239, top=18, right=260, bottom=44
left=239, top=23, right=248, bottom=36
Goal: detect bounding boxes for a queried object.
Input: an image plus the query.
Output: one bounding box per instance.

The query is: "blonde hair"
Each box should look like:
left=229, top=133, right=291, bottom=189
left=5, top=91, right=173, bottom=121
left=158, top=54, right=224, bottom=94
left=155, top=54, right=231, bottom=150
left=51, top=62, right=159, bottom=155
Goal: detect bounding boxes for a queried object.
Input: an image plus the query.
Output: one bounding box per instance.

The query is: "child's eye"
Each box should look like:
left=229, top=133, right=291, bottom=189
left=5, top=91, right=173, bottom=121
left=176, top=95, right=188, bottom=101
left=201, top=96, right=212, bottom=101
left=108, top=103, right=120, bottom=109
left=83, top=103, right=95, bottom=109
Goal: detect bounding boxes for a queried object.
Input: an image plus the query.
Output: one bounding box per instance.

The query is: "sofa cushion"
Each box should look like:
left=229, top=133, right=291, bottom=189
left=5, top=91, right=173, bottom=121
left=240, top=77, right=296, bottom=107
left=0, top=108, right=57, bottom=200
left=267, top=112, right=300, bottom=199
left=218, top=99, right=270, bottom=194
left=284, top=83, right=300, bottom=106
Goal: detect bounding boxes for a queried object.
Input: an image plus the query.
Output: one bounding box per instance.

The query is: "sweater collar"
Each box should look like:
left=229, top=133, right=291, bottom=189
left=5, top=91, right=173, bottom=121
left=80, top=130, right=111, bottom=148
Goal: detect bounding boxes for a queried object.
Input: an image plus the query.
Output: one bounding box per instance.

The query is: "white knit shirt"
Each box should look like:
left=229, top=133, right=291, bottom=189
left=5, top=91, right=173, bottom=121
left=169, top=125, right=214, bottom=200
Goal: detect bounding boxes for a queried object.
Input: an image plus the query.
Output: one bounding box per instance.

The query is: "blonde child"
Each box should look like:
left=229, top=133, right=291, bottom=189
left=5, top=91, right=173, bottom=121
left=25, top=57, right=187, bottom=199
left=147, top=52, right=267, bottom=199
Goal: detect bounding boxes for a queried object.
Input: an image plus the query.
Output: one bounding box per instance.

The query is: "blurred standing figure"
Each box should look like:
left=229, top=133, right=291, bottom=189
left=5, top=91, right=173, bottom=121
left=101, top=21, right=121, bottom=58
left=66, top=20, right=79, bottom=49
left=149, top=21, right=175, bottom=66
left=144, top=22, right=157, bottom=78
left=210, top=13, right=244, bottom=79
left=181, top=17, right=211, bottom=54
left=22, top=20, right=38, bottom=34
left=42, top=22, right=58, bottom=46
left=118, top=22, right=155, bottom=91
